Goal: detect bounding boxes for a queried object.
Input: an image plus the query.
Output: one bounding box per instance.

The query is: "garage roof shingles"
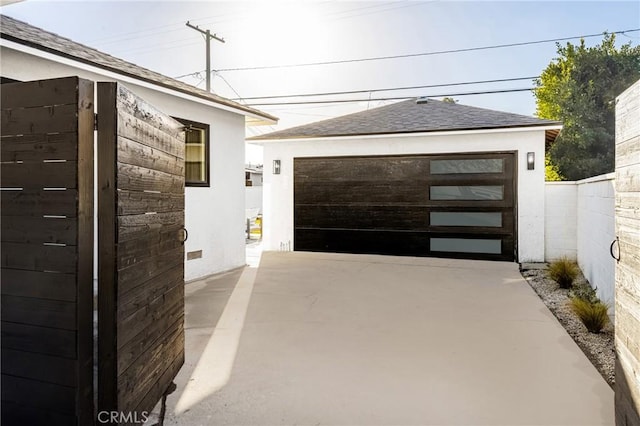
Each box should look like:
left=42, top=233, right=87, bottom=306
left=249, top=98, right=561, bottom=140
left=0, top=14, right=277, bottom=123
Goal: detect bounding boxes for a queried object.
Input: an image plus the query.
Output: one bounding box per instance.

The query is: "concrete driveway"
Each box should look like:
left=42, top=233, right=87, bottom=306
left=161, top=251, right=613, bottom=425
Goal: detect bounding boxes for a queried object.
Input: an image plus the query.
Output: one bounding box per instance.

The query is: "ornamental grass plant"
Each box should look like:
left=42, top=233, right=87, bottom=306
left=569, top=297, right=610, bottom=334
left=548, top=257, right=579, bottom=289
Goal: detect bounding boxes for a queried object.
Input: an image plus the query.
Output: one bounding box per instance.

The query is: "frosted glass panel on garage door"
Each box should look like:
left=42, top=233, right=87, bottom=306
left=431, top=238, right=502, bottom=254
left=430, top=185, right=503, bottom=200
left=430, top=159, right=503, bottom=174
left=430, top=212, right=502, bottom=227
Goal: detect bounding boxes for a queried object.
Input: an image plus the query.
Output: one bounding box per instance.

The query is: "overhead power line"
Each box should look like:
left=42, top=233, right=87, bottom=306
left=231, top=76, right=539, bottom=101
left=245, top=87, right=535, bottom=106
left=197, top=28, right=637, bottom=73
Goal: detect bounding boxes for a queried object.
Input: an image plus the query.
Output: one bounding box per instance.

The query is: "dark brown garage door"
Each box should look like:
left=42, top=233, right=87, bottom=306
left=294, top=152, right=516, bottom=261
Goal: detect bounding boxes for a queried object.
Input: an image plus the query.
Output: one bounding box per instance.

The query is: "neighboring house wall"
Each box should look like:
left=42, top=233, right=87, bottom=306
left=260, top=128, right=547, bottom=262
left=246, top=171, right=263, bottom=186
left=544, top=173, right=616, bottom=306
left=1, top=46, right=247, bottom=281
left=245, top=186, right=263, bottom=219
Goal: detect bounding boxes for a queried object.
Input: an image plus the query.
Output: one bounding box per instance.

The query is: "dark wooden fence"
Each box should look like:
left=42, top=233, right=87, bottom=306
left=97, top=82, right=185, bottom=421
left=1, top=77, right=94, bottom=425
left=1, top=77, right=186, bottom=425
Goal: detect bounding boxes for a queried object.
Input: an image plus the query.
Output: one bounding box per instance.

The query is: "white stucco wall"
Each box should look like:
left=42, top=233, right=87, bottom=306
left=545, top=182, right=578, bottom=260
left=577, top=174, right=616, bottom=305
left=257, top=127, right=548, bottom=262
left=245, top=186, right=263, bottom=219
left=1, top=45, right=248, bottom=280
left=544, top=173, right=616, bottom=306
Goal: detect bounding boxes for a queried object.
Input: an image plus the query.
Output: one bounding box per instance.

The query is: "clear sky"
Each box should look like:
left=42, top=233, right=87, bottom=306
left=3, top=0, right=639, bottom=163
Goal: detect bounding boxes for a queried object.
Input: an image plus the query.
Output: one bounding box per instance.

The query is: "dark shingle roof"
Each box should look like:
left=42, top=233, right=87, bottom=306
left=0, top=14, right=277, bottom=125
left=249, top=98, right=561, bottom=140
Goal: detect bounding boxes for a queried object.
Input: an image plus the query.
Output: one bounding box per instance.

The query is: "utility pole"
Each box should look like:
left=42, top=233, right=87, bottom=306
left=185, top=21, right=225, bottom=92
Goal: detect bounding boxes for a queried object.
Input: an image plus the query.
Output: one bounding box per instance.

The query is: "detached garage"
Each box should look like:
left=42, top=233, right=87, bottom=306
left=250, top=98, right=562, bottom=263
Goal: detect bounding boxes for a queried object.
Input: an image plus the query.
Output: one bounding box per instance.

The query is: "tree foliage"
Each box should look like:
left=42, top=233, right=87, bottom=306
left=545, top=154, right=563, bottom=181
left=534, top=34, right=640, bottom=180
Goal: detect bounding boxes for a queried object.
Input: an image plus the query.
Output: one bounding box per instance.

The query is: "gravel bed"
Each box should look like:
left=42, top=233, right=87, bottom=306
left=520, top=266, right=615, bottom=388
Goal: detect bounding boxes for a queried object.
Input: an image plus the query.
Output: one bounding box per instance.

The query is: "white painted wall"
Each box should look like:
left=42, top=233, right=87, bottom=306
left=545, top=183, right=578, bottom=260
left=544, top=173, right=616, bottom=306
left=577, top=174, right=616, bottom=305
left=1, top=46, right=248, bottom=280
left=245, top=186, right=263, bottom=219
left=257, top=128, right=548, bottom=262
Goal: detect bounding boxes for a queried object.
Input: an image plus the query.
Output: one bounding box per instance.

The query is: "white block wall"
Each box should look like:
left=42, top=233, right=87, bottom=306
left=545, top=183, right=578, bottom=260
left=577, top=174, right=616, bottom=305
left=544, top=173, right=616, bottom=306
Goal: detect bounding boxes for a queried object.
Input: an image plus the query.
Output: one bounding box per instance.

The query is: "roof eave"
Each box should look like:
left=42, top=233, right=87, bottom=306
left=249, top=123, right=563, bottom=144
left=0, top=33, right=278, bottom=125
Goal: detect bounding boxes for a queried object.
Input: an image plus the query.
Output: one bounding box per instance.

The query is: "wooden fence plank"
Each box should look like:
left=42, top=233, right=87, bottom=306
left=97, top=81, right=119, bottom=413
left=117, top=109, right=185, bottom=159
left=116, top=162, right=184, bottom=193
left=118, top=267, right=183, bottom=328
left=117, top=136, right=185, bottom=177
left=1, top=374, right=76, bottom=414
left=118, top=326, right=183, bottom=413
left=1, top=132, right=78, bottom=162
left=117, top=284, right=183, bottom=349
left=75, top=77, right=95, bottom=426
left=117, top=264, right=183, bottom=323
left=118, top=191, right=184, bottom=215
left=1, top=321, right=76, bottom=358
left=616, top=163, right=640, bottom=193
left=1, top=269, right=76, bottom=302
left=1, top=216, right=77, bottom=245
left=117, top=211, right=183, bottom=242
left=117, top=238, right=182, bottom=270
left=117, top=292, right=183, bottom=373
left=1, top=104, right=78, bottom=136
left=1, top=161, right=78, bottom=189
left=616, top=81, right=640, bottom=144
left=131, top=350, right=184, bottom=419
left=123, top=336, right=184, bottom=416
left=115, top=86, right=184, bottom=140
left=1, top=190, right=78, bottom=217
left=1, top=295, right=76, bottom=330
left=1, top=401, right=76, bottom=426
left=0, top=77, right=79, bottom=109
left=2, top=348, right=77, bottom=387
left=116, top=245, right=183, bottom=295
left=1, top=242, right=77, bottom=273
left=616, top=134, right=640, bottom=169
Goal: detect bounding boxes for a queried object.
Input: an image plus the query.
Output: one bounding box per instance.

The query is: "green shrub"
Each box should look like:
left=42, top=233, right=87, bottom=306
left=569, top=298, right=610, bottom=333
left=548, top=257, right=579, bottom=288
left=569, top=283, right=599, bottom=304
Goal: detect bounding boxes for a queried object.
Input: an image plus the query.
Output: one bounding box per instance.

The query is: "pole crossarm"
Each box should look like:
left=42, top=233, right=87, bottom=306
left=185, top=21, right=226, bottom=43
left=185, top=21, right=225, bottom=92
